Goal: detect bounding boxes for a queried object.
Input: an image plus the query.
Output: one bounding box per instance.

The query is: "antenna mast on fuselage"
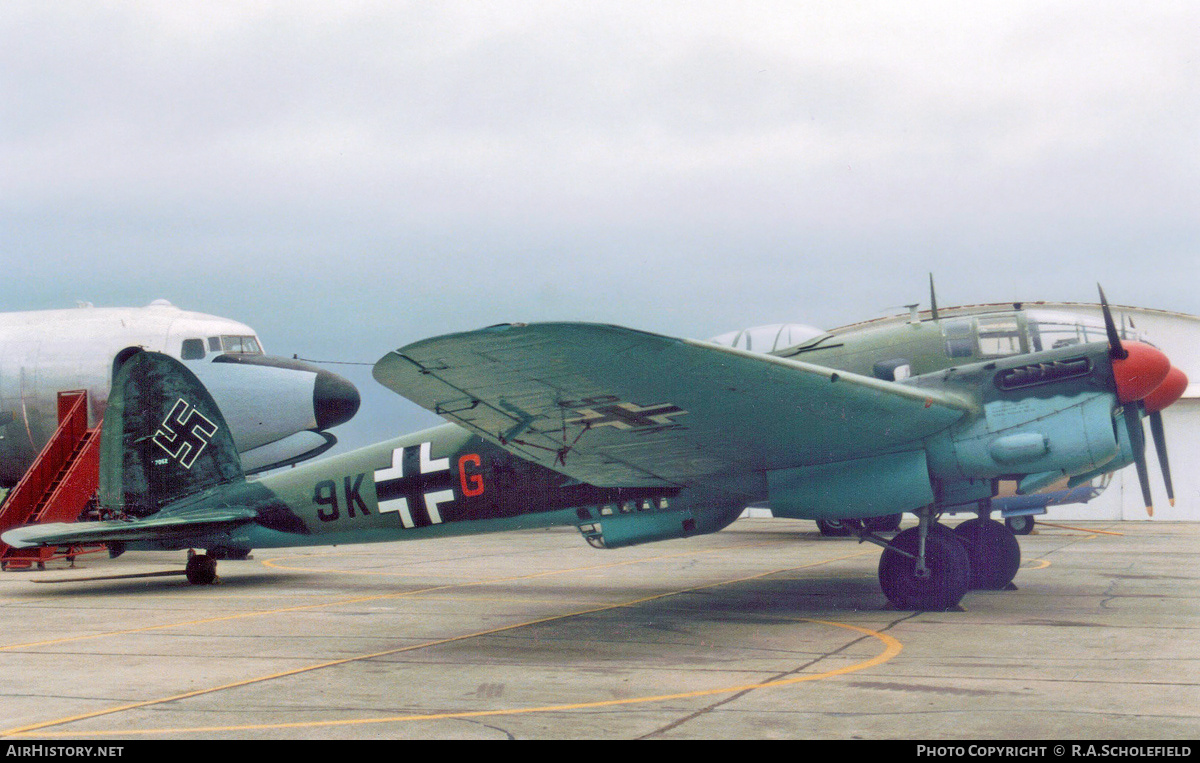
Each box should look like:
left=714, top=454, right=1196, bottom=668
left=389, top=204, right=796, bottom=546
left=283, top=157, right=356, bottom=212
left=929, top=273, right=940, bottom=321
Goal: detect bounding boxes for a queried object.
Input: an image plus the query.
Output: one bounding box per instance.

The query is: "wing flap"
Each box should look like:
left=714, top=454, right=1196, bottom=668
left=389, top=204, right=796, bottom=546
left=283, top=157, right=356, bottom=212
left=376, top=323, right=973, bottom=487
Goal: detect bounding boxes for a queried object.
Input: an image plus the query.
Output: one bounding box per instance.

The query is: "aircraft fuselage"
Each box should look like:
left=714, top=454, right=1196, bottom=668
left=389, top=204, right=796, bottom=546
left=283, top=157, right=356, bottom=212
left=137, top=422, right=739, bottom=557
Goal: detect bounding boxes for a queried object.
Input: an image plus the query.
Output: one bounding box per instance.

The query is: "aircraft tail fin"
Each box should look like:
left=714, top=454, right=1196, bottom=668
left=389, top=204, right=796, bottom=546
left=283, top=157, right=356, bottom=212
left=100, top=351, right=245, bottom=517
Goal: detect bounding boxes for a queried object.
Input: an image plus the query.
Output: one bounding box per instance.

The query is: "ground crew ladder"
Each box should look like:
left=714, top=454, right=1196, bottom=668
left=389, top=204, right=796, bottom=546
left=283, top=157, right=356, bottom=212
left=0, top=391, right=103, bottom=570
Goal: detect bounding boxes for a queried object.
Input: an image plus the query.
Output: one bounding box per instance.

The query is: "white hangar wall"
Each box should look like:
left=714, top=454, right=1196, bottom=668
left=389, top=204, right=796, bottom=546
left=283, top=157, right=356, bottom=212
left=1031, top=303, right=1200, bottom=522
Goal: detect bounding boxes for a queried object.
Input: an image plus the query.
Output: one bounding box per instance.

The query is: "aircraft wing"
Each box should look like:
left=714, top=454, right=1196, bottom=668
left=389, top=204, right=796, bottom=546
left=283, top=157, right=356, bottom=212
left=374, top=322, right=974, bottom=488
left=1, top=508, right=258, bottom=549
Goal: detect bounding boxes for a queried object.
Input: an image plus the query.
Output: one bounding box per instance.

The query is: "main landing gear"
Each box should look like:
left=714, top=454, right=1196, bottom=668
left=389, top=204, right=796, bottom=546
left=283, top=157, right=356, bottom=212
left=952, top=517, right=1021, bottom=590
left=876, top=512, right=969, bottom=611
left=870, top=510, right=1022, bottom=610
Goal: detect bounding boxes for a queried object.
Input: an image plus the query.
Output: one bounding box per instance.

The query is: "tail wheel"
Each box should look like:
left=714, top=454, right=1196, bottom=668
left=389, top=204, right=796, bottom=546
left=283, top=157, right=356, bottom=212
left=878, top=526, right=970, bottom=611
left=185, top=553, right=218, bottom=585
left=953, top=518, right=1021, bottom=590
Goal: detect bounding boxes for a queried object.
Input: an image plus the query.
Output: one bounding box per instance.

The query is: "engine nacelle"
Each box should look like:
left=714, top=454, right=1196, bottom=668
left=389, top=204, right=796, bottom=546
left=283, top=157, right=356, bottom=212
left=926, top=391, right=1119, bottom=485
left=1066, top=405, right=1139, bottom=488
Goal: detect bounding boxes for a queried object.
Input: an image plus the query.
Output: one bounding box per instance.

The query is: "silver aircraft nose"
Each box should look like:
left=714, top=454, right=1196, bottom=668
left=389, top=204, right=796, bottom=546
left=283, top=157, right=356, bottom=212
left=211, top=354, right=361, bottom=430
left=314, top=368, right=361, bottom=430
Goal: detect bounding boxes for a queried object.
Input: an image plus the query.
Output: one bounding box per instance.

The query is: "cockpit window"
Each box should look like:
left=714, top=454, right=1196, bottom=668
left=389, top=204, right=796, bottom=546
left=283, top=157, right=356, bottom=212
left=220, top=335, right=263, bottom=355
left=942, top=310, right=1116, bottom=361
left=976, top=316, right=1026, bottom=358
left=208, top=337, right=222, bottom=352
left=1025, top=312, right=1111, bottom=352
left=942, top=319, right=974, bottom=358
left=180, top=338, right=206, bottom=360
left=943, top=315, right=1029, bottom=359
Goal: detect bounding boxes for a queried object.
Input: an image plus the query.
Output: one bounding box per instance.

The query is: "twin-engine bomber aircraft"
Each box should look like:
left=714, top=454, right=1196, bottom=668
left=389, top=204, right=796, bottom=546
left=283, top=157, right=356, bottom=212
left=2, top=289, right=1187, bottom=611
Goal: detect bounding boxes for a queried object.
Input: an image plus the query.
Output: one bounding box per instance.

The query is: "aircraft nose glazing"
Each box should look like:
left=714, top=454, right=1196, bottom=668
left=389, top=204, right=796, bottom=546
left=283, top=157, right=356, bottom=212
left=1111, top=341, right=1172, bottom=403
left=314, top=369, right=361, bottom=430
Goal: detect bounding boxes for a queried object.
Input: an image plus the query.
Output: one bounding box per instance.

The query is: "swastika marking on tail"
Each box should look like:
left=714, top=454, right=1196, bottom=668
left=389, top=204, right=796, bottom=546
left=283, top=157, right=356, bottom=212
left=152, top=398, right=218, bottom=469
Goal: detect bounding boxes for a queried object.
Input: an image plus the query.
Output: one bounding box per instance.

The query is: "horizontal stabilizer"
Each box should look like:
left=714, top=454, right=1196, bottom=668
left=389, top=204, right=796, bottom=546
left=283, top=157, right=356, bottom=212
left=1, top=508, right=257, bottom=549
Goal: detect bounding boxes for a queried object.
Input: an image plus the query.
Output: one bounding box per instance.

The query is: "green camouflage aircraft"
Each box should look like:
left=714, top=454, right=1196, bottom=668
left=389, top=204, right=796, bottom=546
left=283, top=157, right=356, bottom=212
left=714, top=279, right=1186, bottom=536
left=2, top=288, right=1187, bottom=611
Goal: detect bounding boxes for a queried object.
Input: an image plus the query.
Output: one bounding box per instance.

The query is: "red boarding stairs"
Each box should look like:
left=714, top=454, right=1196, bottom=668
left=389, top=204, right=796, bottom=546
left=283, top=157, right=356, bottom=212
left=0, top=391, right=103, bottom=570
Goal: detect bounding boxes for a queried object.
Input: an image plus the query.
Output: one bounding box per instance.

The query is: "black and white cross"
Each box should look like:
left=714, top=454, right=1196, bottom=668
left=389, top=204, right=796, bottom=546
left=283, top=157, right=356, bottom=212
left=565, top=401, right=687, bottom=431
left=373, top=441, right=456, bottom=528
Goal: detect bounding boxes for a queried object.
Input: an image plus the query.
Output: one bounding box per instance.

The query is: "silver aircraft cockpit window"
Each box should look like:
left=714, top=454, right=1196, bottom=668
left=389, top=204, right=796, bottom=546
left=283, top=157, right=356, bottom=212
left=180, top=338, right=206, bottom=360
left=707, top=324, right=825, bottom=354
left=220, top=335, right=264, bottom=355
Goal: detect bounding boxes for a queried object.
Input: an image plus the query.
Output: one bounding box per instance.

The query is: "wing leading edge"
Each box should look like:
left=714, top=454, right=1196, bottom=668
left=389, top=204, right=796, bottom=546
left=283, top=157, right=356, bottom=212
left=375, top=322, right=973, bottom=488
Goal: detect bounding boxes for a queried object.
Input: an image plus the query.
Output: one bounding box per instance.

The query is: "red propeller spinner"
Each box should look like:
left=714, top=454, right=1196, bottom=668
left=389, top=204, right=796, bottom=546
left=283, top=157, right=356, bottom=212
left=1111, top=341, right=1172, bottom=404
left=1143, top=365, right=1189, bottom=414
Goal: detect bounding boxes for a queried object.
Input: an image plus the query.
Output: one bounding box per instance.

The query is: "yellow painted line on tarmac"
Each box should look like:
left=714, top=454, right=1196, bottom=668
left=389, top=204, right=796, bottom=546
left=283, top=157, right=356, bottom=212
left=1023, top=559, right=1051, bottom=570
left=1036, top=522, right=1123, bottom=536
left=19, top=618, right=900, bottom=738
left=257, top=538, right=787, bottom=576
left=0, top=585, right=462, bottom=653
left=0, top=540, right=785, bottom=654
left=3, top=549, right=877, bottom=738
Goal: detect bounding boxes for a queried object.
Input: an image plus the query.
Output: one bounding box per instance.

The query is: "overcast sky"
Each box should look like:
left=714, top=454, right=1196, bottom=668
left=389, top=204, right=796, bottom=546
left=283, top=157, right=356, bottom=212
left=3, top=1, right=1197, bottom=449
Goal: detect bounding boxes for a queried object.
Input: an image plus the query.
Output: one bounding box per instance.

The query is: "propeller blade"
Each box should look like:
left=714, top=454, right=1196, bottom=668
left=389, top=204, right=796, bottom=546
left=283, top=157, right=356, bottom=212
left=1100, top=286, right=1171, bottom=404
left=1098, top=284, right=1127, bottom=360
left=1123, top=404, right=1154, bottom=516
left=1148, top=410, right=1175, bottom=507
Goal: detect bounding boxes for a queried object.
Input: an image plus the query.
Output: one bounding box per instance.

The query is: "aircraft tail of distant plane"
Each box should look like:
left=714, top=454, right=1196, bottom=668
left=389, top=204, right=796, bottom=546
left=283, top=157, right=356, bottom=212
left=99, top=351, right=246, bottom=517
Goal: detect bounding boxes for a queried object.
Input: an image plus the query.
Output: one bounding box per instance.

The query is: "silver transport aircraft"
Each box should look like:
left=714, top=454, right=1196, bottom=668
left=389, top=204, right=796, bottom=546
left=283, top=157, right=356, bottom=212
left=0, top=300, right=360, bottom=486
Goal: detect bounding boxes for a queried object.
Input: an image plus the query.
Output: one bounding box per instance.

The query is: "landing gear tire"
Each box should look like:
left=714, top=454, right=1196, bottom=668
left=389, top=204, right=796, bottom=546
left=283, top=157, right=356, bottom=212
left=1005, top=515, right=1035, bottom=535
left=953, top=518, right=1021, bottom=590
left=816, top=518, right=852, bottom=537
left=185, top=553, right=218, bottom=585
left=878, top=526, right=970, bottom=611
